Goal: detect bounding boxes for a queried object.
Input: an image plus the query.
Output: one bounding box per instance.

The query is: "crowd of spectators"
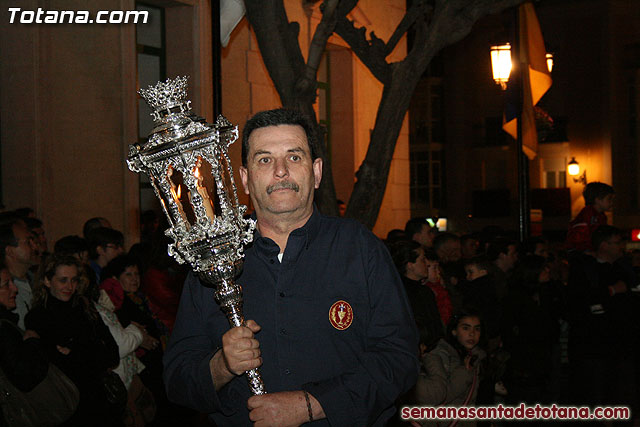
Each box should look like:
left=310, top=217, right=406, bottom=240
left=387, top=182, right=640, bottom=425
left=0, top=209, right=192, bottom=426
left=0, top=180, right=638, bottom=426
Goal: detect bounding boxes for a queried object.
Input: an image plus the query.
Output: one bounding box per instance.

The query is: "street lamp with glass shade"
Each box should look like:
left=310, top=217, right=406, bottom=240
left=490, top=43, right=512, bottom=90
left=491, top=46, right=553, bottom=90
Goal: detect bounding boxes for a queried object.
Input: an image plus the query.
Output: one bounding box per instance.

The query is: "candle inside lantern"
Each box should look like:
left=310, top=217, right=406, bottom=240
left=191, top=162, right=216, bottom=223
left=168, top=168, right=189, bottom=225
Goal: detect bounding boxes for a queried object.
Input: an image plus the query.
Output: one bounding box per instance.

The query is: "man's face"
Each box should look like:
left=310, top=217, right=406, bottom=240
left=32, top=226, right=47, bottom=254
left=534, top=242, right=548, bottom=258
left=406, top=248, right=428, bottom=280
left=98, top=242, right=124, bottom=264
left=500, top=244, right=518, bottom=271
left=0, top=269, right=17, bottom=310
left=601, top=235, right=624, bottom=261
left=7, top=223, right=38, bottom=267
left=465, top=264, right=487, bottom=282
left=239, top=125, right=322, bottom=219
left=413, top=224, right=435, bottom=248
left=461, top=238, right=479, bottom=259
left=425, top=259, right=440, bottom=283
left=594, top=194, right=615, bottom=212
left=438, top=239, right=462, bottom=263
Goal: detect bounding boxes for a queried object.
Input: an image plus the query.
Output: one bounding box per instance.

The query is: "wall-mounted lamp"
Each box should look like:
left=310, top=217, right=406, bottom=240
left=490, top=44, right=512, bottom=90
left=567, top=157, right=587, bottom=185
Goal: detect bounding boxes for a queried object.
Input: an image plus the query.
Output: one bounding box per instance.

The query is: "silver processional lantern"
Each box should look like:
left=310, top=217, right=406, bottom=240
left=127, top=76, right=266, bottom=395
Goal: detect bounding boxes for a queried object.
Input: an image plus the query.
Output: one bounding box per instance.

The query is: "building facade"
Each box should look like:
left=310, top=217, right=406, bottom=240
left=1, top=0, right=410, bottom=244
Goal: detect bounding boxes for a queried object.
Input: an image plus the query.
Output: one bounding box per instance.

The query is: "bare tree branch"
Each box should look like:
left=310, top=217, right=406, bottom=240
left=335, top=0, right=359, bottom=16
left=472, top=0, right=528, bottom=14
left=428, top=0, right=525, bottom=50
left=384, top=0, right=432, bottom=56
left=244, top=0, right=308, bottom=104
left=334, top=16, right=391, bottom=84
left=296, top=0, right=340, bottom=94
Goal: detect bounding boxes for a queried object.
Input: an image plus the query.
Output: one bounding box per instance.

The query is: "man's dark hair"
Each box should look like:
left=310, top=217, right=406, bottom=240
left=83, top=217, right=110, bottom=239
left=0, top=220, right=19, bottom=259
left=521, top=236, right=546, bottom=256
left=486, top=237, right=517, bottom=262
left=583, top=182, right=614, bottom=205
left=54, top=235, right=89, bottom=257
left=432, top=233, right=460, bottom=252
left=241, top=109, right=318, bottom=167
left=0, top=211, right=19, bottom=227
left=14, top=207, right=34, bottom=218
left=460, top=233, right=478, bottom=245
left=388, top=240, right=421, bottom=276
left=424, top=248, right=439, bottom=262
left=23, top=217, right=43, bottom=231
left=102, top=254, right=139, bottom=280
left=463, top=255, right=492, bottom=272
left=87, top=227, right=124, bottom=260
left=385, top=229, right=407, bottom=244
left=404, top=218, right=429, bottom=240
left=591, top=225, right=622, bottom=252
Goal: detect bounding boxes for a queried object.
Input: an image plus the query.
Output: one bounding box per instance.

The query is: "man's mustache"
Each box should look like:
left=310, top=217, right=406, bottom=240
left=267, top=181, right=299, bottom=194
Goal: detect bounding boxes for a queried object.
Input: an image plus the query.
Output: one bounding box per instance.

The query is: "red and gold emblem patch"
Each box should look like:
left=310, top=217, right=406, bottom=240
left=329, top=300, right=353, bottom=330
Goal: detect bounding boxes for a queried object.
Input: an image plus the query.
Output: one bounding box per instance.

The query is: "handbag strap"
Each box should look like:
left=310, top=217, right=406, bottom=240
left=446, top=368, right=478, bottom=427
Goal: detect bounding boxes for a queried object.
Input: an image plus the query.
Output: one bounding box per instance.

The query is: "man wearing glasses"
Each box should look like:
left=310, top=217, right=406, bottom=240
left=0, top=219, right=39, bottom=328
left=86, top=226, right=125, bottom=283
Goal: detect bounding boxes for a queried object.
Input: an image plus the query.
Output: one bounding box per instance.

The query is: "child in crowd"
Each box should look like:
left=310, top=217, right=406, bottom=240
left=423, top=249, right=453, bottom=325
left=459, top=257, right=508, bottom=405
left=460, top=256, right=500, bottom=345
left=566, top=182, right=614, bottom=252
left=431, top=310, right=486, bottom=415
left=389, top=240, right=444, bottom=346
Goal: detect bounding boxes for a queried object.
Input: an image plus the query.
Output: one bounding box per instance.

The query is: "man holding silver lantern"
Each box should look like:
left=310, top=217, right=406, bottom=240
left=163, top=108, right=419, bottom=426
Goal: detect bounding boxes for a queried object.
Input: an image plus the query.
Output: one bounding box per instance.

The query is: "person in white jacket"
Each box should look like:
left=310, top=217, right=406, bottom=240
left=95, top=288, right=157, bottom=426
left=95, top=289, right=145, bottom=388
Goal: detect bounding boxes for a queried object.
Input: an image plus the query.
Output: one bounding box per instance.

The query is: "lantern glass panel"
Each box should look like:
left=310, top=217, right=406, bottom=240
left=218, top=152, right=236, bottom=211
left=167, top=166, right=197, bottom=226
left=193, top=156, right=222, bottom=220
left=151, top=176, right=174, bottom=222
left=490, top=44, right=512, bottom=84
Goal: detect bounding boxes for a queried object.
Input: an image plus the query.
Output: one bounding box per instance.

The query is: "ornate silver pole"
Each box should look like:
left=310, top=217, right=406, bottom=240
left=127, top=76, right=266, bottom=395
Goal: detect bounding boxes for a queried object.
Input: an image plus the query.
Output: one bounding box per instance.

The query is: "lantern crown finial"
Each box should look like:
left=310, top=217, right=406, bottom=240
left=139, top=76, right=191, bottom=121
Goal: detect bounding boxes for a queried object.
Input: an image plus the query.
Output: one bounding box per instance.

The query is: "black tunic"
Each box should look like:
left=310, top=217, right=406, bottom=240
left=25, top=294, right=120, bottom=426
